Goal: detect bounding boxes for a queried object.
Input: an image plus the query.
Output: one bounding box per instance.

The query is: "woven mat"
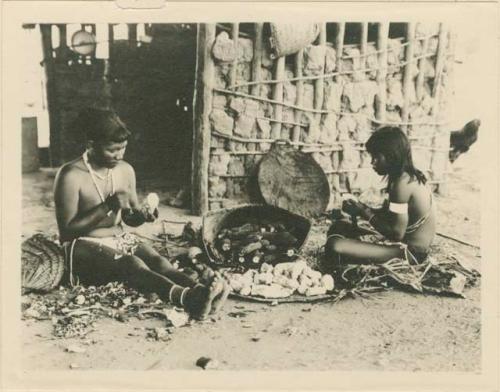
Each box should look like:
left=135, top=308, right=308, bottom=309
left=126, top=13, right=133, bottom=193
left=229, top=291, right=339, bottom=304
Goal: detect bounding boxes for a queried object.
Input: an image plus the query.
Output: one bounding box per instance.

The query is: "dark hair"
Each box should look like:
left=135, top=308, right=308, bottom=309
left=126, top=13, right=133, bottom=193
left=78, top=108, right=131, bottom=145
left=365, top=126, right=427, bottom=186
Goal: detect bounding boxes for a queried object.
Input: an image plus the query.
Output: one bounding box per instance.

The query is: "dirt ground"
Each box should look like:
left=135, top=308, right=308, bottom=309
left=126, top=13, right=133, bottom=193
left=20, top=147, right=481, bottom=372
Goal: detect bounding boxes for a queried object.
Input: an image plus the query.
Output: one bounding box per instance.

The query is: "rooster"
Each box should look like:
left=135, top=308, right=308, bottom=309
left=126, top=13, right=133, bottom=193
left=449, top=119, right=481, bottom=163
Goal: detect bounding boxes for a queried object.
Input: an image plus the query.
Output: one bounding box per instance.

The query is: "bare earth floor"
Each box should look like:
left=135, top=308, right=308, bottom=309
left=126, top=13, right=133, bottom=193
left=21, top=149, right=481, bottom=372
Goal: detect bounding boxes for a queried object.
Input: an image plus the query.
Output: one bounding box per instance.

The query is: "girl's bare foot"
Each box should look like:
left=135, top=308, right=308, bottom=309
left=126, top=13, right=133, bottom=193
left=183, top=277, right=223, bottom=321
left=210, top=272, right=231, bottom=315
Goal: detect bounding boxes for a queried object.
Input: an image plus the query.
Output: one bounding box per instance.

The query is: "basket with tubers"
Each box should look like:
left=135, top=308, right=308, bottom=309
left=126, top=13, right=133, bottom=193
left=202, top=204, right=311, bottom=268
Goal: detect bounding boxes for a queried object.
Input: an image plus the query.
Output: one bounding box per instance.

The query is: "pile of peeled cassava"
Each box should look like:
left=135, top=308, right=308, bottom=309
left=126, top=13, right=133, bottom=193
left=223, top=259, right=335, bottom=299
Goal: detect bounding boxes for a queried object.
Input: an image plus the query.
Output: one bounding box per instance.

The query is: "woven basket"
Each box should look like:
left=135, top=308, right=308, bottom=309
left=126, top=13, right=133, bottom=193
left=201, top=203, right=312, bottom=267
left=267, top=23, right=320, bottom=59
left=21, top=234, right=65, bottom=294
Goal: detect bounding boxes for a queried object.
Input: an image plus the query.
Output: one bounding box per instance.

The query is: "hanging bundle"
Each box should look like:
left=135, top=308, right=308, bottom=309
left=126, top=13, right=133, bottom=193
left=266, top=23, right=321, bottom=59
left=21, top=234, right=65, bottom=294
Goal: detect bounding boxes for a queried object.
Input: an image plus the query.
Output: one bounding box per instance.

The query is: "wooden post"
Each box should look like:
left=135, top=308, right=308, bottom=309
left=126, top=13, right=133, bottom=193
left=360, top=22, right=368, bottom=69
left=335, top=22, right=345, bottom=83
left=333, top=23, right=345, bottom=195
left=375, top=22, right=389, bottom=123
left=128, top=23, right=137, bottom=47
left=251, top=23, right=263, bottom=97
left=191, top=24, right=216, bottom=215
left=433, top=24, right=450, bottom=197
left=292, top=49, right=304, bottom=142
left=416, top=23, right=429, bottom=101
left=40, top=24, right=62, bottom=167
left=229, top=23, right=239, bottom=90
left=401, top=22, right=416, bottom=133
left=431, top=23, right=448, bottom=116
left=312, top=23, right=327, bottom=142
left=251, top=23, right=264, bottom=152
left=271, top=56, right=285, bottom=139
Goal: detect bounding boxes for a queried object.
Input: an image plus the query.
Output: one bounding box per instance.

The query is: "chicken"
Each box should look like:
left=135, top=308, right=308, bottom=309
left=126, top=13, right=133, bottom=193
left=449, top=119, right=480, bottom=163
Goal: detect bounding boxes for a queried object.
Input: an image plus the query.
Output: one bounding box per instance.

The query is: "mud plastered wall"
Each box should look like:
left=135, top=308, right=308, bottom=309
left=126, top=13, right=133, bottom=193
left=206, top=23, right=455, bottom=211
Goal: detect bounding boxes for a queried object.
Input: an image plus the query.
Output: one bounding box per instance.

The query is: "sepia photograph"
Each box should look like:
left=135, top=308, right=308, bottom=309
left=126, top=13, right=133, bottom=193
left=1, top=1, right=498, bottom=390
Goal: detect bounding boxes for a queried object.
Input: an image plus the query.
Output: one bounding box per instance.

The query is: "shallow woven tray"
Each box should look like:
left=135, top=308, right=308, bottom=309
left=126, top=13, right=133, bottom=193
left=229, top=291, right=339, bottom=304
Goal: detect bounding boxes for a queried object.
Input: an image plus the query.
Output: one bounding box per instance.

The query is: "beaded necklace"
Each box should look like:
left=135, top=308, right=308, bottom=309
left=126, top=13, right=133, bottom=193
left=82, top=150, right=115, bottom=205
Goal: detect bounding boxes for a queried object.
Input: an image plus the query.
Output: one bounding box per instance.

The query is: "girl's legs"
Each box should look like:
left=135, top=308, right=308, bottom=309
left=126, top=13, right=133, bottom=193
left=131, top=242, right=230, bottom=314
left=327, top=219, right=377, bottom=239
left=325, top=236, right=404, bottom=267
left=71, top=240, right=221, bottom=320
left=134, top=243, right=200, bottom=287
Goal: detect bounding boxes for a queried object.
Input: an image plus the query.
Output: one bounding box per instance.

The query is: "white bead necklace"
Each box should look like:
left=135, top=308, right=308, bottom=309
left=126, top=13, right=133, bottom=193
left=82, top=150, right=115, bottom=203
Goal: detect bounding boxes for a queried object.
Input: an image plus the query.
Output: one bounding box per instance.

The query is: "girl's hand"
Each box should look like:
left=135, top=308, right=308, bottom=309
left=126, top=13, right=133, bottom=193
left=342, top=199, right=365, bottom=217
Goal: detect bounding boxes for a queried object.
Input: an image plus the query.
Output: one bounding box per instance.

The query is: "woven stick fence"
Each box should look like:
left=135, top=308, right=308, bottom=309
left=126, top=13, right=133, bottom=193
left=191, top=22, right=456, bottom=214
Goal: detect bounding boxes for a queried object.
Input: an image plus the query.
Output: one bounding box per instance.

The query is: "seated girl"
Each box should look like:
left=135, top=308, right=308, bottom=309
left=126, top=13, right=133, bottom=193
left=325, top=126, right=436, bottom=267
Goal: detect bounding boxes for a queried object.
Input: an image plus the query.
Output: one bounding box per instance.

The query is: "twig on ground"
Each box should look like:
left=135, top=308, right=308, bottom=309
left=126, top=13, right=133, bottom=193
left=436, top=231, right=480, bottom=249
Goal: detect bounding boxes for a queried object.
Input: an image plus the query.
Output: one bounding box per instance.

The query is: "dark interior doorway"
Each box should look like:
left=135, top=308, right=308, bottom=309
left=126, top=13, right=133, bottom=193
left=41, top=23, right=198, bottom=190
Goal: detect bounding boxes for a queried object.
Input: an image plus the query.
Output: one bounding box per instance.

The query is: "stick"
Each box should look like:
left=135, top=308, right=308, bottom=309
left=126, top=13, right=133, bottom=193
left=293, top=48, right=304, bottom=142
left=416, top=23, right=429, bottom=101
left=436, top=232, right=480, bottom=249
left=251, top=23, right=263, bottom=97
left=431, top=23, right=448, bottom=115
left=360, top=22, right=368, bottom=70
left=214, top=87, right=450, bottom=125
left=271, top=56, right=286, bottom=139
left=401, top=23, right=416, bottom=133
left=375, top=22, right=389, bottom=123
left=229, top=23, right=239, bottom=90
left=312, top=23, right=327, bottom=142
left=251, top=23, right=264, bottom=153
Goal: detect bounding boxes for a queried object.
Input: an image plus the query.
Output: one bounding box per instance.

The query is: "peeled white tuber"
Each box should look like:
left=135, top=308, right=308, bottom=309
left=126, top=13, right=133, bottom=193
left=305, top=286, right=327, bottom=296
left=272, top=275, right=299, bottom=290
left=297, top=284, right=308, bottom=295
left=321, top=274, right=335, bottom=291
left=251, top=284, right=293, bottom=298
left=298, top=273, right=313, bottom=288
left=240, top=284, right=252, bottom=296
left=273, top=262, right=297, bottom=277
left=260, top=263, right=274, bottom=274
left=256, top=272, right=274, bottom=285
left=303, top=267, right=322, bottom=282
left=290, top=260, right=307, bottom=280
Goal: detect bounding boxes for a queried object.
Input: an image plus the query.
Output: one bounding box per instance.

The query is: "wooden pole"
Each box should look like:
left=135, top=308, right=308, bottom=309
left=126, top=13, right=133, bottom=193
left=271, top=56, right=286, bottom=139
left=416, top=24, right=429, bottom=101
left=251, top=23, right=264, bottom=97
left=128, top=23, right=138, bottom=47
left=292, top=49, right=304, bottom=142
left=431, top=23, right=448, bottom=115
left=360, top=22, right=368, bottom=69
left=229, top=23, right=239, bottom=90
left=312, top=23, right=327, bottom=142
left=333, top=22, right=345, bottom=196
left=375, top=22, right=389, bottom=123
left=250, top=23, right=263, bottom=152
left=191, top=24, right=216, bottom=215
left=432, top=24, right=449, bottom=197
left=335, top=22, right=345, bottom=83
left=40, top=24, right=62, bottom=167
left=401, top=22, right=416, bottom=133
